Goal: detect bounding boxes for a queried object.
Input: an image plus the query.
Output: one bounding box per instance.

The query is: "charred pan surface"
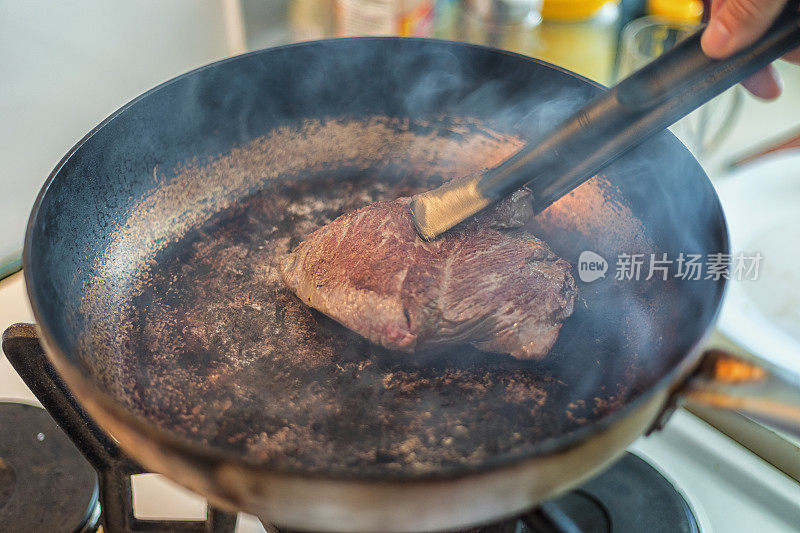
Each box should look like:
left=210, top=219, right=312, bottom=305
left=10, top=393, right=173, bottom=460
left=280, top=195, right=576, bottom=359
left=110, top=171, right=629, bottom=476
left=79, top=118, right=658, bottom=477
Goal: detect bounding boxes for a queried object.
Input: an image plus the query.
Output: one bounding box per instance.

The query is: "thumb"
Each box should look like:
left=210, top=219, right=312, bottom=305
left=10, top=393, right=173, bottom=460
left=701, top=0, right=786, bottom=58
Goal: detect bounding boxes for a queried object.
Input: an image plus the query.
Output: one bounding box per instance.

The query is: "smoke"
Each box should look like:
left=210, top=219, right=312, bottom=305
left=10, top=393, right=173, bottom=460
left=286, top=38, right=726, bottom=423
left=31, top=38, right=725, bottom=467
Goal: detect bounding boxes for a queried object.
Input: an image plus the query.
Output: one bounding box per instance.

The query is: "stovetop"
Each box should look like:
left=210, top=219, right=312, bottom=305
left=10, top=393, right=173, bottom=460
left=0, top=403, right=694, bottom=533
left=1, top=272, right=799, bottom=532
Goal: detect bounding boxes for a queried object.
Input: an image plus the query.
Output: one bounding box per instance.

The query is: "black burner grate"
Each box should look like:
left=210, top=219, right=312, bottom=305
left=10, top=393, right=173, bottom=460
left=3, top=326, right=237, bottom=532
left=0, top=402, right=99, bottom=532
left=524, top=453, right=699, bottom=533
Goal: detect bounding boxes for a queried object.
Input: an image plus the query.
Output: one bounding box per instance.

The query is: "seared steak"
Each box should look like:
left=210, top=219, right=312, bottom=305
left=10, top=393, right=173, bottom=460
left=280, top=192, right=576, bottom=360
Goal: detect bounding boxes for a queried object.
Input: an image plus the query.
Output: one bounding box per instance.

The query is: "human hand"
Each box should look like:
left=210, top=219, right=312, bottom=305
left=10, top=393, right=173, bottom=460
left=701, top=0, right=800, bottom=99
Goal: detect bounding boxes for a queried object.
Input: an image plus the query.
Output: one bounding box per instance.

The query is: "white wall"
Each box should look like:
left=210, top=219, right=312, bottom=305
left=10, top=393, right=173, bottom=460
left=0, top=0, right=241, bottom=263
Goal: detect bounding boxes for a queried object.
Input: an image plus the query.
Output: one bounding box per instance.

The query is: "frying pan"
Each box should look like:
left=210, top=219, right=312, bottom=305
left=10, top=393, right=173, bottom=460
left=4, top=38, right=800, bottom=532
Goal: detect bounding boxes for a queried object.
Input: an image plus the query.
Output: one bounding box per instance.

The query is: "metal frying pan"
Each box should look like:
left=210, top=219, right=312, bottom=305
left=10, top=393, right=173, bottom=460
left=4, top=38, right=800, bottom=532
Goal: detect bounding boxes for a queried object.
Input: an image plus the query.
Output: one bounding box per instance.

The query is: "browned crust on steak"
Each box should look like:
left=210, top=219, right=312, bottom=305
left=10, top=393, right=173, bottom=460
left=281, top=196, right=576, bottom=360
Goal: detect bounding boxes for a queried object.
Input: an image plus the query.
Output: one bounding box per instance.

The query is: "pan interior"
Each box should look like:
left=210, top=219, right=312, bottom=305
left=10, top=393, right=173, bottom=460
left=70, top=117, right=707, bottom=477
left=25, top=40, right=725, bottom=479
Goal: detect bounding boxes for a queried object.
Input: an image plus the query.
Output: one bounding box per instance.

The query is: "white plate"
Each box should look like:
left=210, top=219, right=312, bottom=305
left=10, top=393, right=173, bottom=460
left=715, top=149, right=800, bottom=374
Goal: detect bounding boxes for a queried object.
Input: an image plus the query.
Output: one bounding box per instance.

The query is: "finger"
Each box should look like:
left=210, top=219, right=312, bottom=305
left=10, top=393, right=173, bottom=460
left=701, top=0, right=786, bottom=58
left=740, top=64, right=783, bottom=99
left=708, top=0, right=727, bottom=18
left=784, top=47, right=800, bottom=64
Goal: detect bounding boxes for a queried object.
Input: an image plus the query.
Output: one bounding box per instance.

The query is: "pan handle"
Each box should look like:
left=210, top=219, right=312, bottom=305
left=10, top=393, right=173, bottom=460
left=679, top=349, right=800, bottom=437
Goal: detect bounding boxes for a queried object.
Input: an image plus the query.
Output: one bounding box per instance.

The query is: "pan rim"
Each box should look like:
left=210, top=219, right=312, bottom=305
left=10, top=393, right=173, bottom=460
left=22, top=37, right=730, bottom=483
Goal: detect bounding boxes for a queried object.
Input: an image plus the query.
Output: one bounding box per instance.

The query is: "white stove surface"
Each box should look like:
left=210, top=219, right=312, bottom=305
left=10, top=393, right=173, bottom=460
left=1, top=272, right=799, bottom=532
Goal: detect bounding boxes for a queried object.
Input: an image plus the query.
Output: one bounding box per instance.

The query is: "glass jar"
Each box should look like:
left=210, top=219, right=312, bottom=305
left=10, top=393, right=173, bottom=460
left=459, top=0, right=544, bottom=52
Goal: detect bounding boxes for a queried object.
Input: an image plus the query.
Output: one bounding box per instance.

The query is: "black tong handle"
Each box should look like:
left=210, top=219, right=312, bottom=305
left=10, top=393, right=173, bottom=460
left=478, top=1, right=800, bottom=212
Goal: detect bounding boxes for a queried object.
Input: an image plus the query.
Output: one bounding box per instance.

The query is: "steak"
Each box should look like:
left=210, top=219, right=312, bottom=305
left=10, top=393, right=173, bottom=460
left=280, top=191, right=577, bottom=360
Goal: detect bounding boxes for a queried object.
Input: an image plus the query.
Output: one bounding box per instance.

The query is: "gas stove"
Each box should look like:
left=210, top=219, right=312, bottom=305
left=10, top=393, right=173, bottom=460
left=1, top=272, right=798, bottom=532
left=0, top=401, right=693, bottom=533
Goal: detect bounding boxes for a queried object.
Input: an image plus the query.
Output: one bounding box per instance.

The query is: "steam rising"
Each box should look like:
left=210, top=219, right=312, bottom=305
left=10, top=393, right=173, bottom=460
left=30, top=39, right=725, bottom=473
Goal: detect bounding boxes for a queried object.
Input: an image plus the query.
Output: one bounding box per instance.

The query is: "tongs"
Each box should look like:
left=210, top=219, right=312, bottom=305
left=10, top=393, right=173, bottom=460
left=410, top=1, right=800, bottom=241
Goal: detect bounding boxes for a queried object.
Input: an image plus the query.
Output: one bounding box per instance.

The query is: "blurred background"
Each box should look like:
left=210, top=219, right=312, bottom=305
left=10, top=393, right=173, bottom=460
left=1, top=0, right=799, bottom=399
left=2, top=0, right=799, bottom=275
